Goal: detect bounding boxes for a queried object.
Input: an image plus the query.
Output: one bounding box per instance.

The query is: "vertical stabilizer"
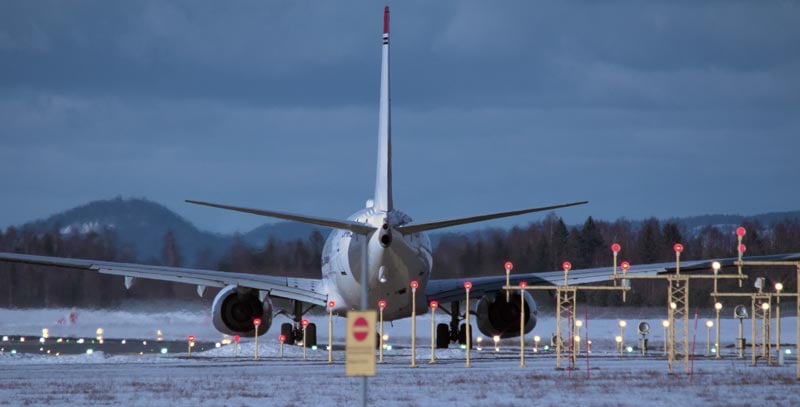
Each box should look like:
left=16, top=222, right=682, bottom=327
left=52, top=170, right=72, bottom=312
left=374, top=6, right=393, bottom=212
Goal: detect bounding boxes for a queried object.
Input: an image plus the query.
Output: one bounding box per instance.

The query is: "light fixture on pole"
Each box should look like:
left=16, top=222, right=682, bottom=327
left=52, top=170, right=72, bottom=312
left=662, top=320, right=669, bottom=356
left=621, top=261, right=631, bottom=302
left=714, top=302, right=722, bottom=359
left=519, top=281, right=527, bottom=367
left=734, top=304, right=748, bottom=359
left=327, top=300, right=335, bottom=364
left=619, top=320, right=627, bottom=350
left=712, top=261, right=721, bottom=294
left=429, top=300, right=438, bottom=364
left=638, top=322, right=650, bottom=356
left=736, top=227, right=746, bottom=287
left=378, top=299, right=387, bottom=363
left=464, top=281, right=473, bottom=368
left=410, top=280, right=419, bottom=368
left=575, top=319, right=583, bottom=355
left=301, top=319, right=310, bottom=361
left=705, top=320, right=714, bottom=355
left=611, top=243, right=621, bottom=287
left=775, top=282, right=783, bottom=351
left=504, top=261, right=513, bottom=302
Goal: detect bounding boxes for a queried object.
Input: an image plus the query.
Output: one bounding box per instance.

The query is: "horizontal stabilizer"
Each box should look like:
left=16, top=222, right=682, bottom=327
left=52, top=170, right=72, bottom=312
left=185, top=200, right=377, bottom=235
left=396, top=201, right=588, bottom=234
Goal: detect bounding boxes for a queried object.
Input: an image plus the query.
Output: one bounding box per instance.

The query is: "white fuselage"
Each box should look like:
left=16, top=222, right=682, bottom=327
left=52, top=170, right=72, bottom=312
left=321, top=206, right=432, bottom=320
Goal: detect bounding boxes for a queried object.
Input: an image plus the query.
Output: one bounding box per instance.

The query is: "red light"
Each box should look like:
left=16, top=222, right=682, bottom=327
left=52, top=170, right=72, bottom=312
left=673, top=243, right=684, bottom=253
left=464, top=281, right=473, bottom=290
left=188, top=335, right=195, bottom=342
left=562, top=261, right=572, bottom=272
left=279, top=334, right=286, bottom=343
left=611, top=243, right=621, bottom=253
left=302, top=319, right=310, bottom=328
left=621, top=261, right=630, bottom=271
left=430, top=300, right=439, bottom=309
left=233, top=335, right=240, bottom=343
left=739, top=244, right=747, bottom=253
left=736, top=226, right=746, bottom=237
left=328, top=300, right=335, bottom=308
left=410, top=280, right=419, bottom=289
left=253, top=318, right=262, bottom=327
left=504, top=261, right=514, bottom=271
left=378, top=299, right=387, bottom=309
left=519, top=281, right=527, bottom=288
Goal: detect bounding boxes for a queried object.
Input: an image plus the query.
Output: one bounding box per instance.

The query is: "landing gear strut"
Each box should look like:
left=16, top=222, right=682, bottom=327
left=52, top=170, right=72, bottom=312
left=434, top=301, right=472, bottom=349
left=280, top=300, right=318, bottom=347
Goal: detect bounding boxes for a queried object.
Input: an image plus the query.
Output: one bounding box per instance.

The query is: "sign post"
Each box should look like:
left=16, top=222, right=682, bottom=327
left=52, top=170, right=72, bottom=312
left=346, top=311, right=377, bottom=377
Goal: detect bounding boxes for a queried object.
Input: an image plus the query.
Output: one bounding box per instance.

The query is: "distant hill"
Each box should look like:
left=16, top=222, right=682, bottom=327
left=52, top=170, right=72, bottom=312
left=13, top=197, right=800, bottom=263
left=18, top=198, right=325, bottom=264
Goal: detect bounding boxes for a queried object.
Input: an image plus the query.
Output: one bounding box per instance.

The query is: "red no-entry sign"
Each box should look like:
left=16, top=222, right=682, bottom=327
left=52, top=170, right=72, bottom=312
left=352, top=317, right=369, bottom=342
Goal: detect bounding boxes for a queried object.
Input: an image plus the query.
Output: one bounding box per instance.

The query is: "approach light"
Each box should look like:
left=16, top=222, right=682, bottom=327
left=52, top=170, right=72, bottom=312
left=761, top=302, right=770, bottom=311
left=736, top=226, right=746, bottom=237
left=619, top=320, right=627, bottom=328
left=775, top=282, right=784, bottom=292
left=86, top=349, right=94, bottom=355
left=712, top=261, right=721, bottom=274
left=673, top=243, right=683, bottom=253
left=662, top=320, right=669, bottom=328
left=160, top=348, right=168, bottom=354
left=575, top=320, right=583, bottom=328
left=611, top=243, right=621, bottom=253
left=706, top=320, right=714, bottom=328
left=715, top=302, right=723, bottom=311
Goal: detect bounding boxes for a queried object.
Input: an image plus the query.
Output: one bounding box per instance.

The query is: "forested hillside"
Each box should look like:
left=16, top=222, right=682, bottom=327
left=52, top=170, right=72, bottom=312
left=3, top=208, right=799, bottom=308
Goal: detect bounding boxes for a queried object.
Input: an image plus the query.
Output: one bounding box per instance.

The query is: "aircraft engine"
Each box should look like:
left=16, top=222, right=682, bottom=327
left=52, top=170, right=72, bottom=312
left=211, top=285, right=272, bottom=336
left=475, top=290, right=537, bottom=338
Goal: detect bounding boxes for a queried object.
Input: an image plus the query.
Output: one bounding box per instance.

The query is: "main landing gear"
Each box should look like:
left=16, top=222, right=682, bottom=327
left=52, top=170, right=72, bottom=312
left=435, top=301, right=472, bottom=349
left=279, top=300, right=317, bottom=348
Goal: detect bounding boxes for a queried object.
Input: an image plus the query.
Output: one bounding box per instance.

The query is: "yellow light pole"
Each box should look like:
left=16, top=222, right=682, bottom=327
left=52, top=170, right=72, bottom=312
left=662, top=320, right=669, bottom=356
left=188, top=335, right=195, bottom=357
left=705, top=320, right=714, bottom=355
left=327, top=300, right=335, bottom=363
left=504, top=261, right=513, bottom=302
left=714, top=302, right=722, bottom=359
left=619, top=320, right=627, bottom=352
left=279, top=334, right=286, bottom=359
left=533, top=335, right=540, bottom=353
left=775, top=282, right=783, bottom=352
left=615, top=335, right=623, bottom=356
left=302, top=319, right=309, bottom=361
left=574, top=319, right=583, bottom=355
left=253, top=318, right=261, bottom=360
left=712, top=261, right=721, bottom=294
left=410, top=280, right=419, bottom=368
left=429, top=300, right=438, bottom=364
left=621, top=261, right=630, bottom=303
left=519, top=281, right=527, bottom=367
left=378, top=299, right=386, bottom=363
left=464, top=281, right=473, bottom=368
left=611, top=243, right=620, bottom=287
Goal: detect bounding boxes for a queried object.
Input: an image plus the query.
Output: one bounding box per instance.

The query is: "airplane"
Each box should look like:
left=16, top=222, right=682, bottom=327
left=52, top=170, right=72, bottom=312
left=1, top=7, right=797, bottom=349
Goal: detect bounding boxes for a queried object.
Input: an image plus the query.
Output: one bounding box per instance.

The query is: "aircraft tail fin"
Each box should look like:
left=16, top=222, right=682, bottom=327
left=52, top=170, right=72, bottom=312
left=374, top=5, right=393, bottom=212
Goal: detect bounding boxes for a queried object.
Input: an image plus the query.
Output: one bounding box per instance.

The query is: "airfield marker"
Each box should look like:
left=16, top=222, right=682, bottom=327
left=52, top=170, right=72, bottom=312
left=464, top=281, right=472, bottom=368
left=378, top=299, right=386, bottom=363
left=519, top=281, right=527, bottom=367
left=410, top=280, right=419, bottom=368
left=253, top=318, right=261, bottom=360
left=328, top=300, right=335, bottom=364
left=429, top=300, right=438, bottom=364
left=302, top=319, right=310, bottom=361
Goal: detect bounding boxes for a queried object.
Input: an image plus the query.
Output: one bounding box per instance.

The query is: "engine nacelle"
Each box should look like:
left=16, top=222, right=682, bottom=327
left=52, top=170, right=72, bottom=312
left=211, top=285, right=272, bottom=336
left=475, top=290, right=537, bottom=338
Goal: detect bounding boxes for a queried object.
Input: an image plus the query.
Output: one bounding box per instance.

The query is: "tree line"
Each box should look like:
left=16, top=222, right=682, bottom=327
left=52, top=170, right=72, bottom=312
left=1, top=215, right=798, bottom=308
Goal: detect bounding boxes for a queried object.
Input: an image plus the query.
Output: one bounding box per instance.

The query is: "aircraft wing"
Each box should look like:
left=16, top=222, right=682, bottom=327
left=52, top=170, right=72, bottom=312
left=425, top=253, right=800, bottom=303
left=0, top=252, right=328, bottom=306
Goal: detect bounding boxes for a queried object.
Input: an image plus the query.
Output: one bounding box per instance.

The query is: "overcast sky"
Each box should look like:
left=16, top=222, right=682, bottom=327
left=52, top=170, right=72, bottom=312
left=1, top=1, right=798, bottom=233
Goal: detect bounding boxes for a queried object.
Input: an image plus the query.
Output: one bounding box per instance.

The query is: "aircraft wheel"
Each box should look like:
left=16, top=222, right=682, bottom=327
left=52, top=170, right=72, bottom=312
left=458, top=323, right=473, bottom=348
left=436, top=323, right=450, bottom=349
left=304, top=323, right=317, bottom=348
left=280, top=323, right=294, bottom=344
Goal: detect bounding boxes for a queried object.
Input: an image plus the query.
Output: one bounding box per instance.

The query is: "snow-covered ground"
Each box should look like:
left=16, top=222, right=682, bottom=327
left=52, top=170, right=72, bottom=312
left=1, top=304, right=798, bottom=406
